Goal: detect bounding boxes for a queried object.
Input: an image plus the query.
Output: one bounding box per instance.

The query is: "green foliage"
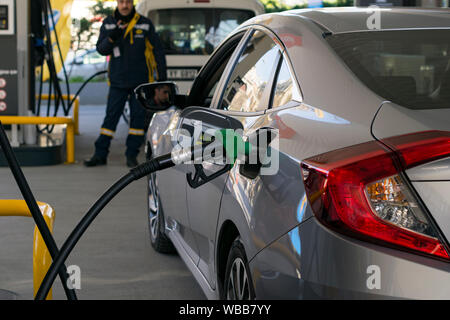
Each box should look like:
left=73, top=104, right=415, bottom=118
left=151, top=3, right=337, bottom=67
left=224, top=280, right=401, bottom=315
left=260, top=0, right=353, bottom=12
left=261, top=0, right=306, bottom=12
left=68, top=76, right=85, bottom=83
left=67, top=75, right=107, bottom=83
left=72, top=17, right=94, bottom=52
left=79, top=18, right=91, bottom=34
left=71, top=1, right=114, bottom=58
left=323, top=0, right=354, bottom=6
left=91, top=0, right=114, bottom=18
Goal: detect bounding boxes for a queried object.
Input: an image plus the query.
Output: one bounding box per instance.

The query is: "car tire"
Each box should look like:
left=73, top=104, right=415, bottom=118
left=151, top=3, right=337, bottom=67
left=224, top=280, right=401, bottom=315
left=147, top=171, right=176, bottom=254
left=222, top=238, right=255, bottom=300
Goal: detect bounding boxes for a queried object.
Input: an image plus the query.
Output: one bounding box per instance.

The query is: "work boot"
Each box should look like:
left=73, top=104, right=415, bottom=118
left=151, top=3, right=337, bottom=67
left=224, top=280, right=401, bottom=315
left=126, top=156, right=138, bottom=168
left=84, top=155, right=107, bottom=167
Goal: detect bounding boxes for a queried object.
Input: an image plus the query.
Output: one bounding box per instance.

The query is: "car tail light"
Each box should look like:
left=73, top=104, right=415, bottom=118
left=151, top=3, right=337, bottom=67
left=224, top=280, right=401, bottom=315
left=301, top=131, right=450, bottom=260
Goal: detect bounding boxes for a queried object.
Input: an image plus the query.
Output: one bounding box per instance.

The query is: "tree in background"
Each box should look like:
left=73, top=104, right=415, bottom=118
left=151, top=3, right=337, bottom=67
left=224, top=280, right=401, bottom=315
left=260, top=0, right=354, bottom=12
left=261, top=0, right=307, bottom=12
left=323, top=0, right=354, bottom=6
left=71, top=1, right=114, bottom=53
left=91, top=0, right=114, bottom=18
left=71, top=17, right=94, bottom=54
left=67, top=1, right=114, bottom=80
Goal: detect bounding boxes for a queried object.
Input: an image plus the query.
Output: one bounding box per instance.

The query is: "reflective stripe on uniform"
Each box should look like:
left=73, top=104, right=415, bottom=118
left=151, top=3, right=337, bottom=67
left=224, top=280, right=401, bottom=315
left=101, top=128, right=115, bottom=137
left=135, top=24, right=150, bottom=31
left=128, top=128, right=145, bottom=136
left=105, top=24, right=116, bottom=30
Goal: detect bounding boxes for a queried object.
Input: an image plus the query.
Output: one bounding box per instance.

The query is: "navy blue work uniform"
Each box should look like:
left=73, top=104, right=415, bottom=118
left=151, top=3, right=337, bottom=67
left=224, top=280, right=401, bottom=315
left=94, top=10, right=166, bottom=160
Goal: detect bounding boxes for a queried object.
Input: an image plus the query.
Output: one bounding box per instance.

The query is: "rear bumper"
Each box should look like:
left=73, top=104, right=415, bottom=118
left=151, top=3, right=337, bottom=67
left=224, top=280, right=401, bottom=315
left=249, top=217, right=450, bottom=299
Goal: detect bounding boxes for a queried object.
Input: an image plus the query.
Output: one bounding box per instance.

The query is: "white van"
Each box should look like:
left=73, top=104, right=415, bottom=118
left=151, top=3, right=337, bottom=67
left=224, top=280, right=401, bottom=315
left=136, top=0, right=265, bottom=93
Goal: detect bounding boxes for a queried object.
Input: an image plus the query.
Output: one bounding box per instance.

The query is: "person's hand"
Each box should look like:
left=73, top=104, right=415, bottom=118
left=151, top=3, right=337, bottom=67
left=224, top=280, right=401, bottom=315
left=108, top=27, right=123, bottom=43
left=108, top=21, right=128, bottom=42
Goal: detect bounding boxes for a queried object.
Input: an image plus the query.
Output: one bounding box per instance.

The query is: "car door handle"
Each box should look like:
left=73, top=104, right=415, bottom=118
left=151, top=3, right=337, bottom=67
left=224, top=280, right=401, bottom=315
left=187, top=163, right=232, bottom=189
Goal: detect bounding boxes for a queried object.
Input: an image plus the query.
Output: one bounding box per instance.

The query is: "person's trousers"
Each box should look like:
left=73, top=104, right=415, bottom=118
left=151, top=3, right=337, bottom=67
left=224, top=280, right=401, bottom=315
left=94, top=86, right=146, bottom=159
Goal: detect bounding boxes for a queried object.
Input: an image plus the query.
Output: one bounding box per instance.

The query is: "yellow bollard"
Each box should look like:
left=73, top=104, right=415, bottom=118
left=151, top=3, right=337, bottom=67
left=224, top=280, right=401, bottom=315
left=0, top=116, right=76, bottom=164
left=65, top=121, right=75, bottom=164
left=72, top=97, right=80, bottom=135
left=37, top=94, right=80, bottom=135
left=0, top=199, right=54, bottom=300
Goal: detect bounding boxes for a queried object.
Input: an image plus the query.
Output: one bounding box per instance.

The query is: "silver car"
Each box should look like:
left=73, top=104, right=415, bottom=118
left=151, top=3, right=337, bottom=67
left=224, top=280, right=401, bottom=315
left=144, top=8, right=450, bottom=299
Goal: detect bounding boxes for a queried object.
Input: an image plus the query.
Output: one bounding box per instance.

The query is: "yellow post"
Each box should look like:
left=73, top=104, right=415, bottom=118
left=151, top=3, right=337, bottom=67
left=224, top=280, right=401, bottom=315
left=65, top=121, right=75, bottom=164
left=33, top=202, right=54, bottom=301
left=72, top=96, right=80, bottom=135
left=0, top=199, right=55, bottom=300
left=0, top=116, right=76, bottom=164
left=37, top=94, right=80, bottom=135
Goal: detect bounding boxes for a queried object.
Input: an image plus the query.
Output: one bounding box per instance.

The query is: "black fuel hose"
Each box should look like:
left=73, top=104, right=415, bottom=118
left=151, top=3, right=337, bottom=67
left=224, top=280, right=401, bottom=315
left=0, top=122, right=78, bottom=300
left=35, top=0, right=106, bottom=134
left=69, top=70, right=108, bottom=109
left=35, top=153, right=176, bottom=300
left=36, top=138, right=231, bottom=300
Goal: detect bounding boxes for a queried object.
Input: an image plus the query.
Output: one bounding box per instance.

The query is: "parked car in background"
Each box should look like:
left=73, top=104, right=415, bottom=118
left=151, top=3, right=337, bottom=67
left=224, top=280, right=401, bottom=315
left=141, top=8, right=450, bottom=300
left=59, top=49, right=108, bottom=81
left=136, top=0, right=265, bottom=93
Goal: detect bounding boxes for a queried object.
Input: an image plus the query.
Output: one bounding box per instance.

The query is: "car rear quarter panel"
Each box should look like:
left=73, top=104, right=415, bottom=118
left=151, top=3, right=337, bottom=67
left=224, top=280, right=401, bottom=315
left=250, top=216, right=450, bottom=299
left=217, top=100, right=376, bottom=265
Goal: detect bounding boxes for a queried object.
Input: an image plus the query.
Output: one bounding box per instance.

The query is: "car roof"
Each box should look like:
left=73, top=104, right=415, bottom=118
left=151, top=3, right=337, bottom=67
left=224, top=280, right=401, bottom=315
left=284, top=7, right=450, bottom=34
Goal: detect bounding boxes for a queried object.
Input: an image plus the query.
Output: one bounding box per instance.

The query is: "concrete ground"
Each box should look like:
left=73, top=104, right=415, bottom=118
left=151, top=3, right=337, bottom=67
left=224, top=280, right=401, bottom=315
left=0, top=105, right=205, bottom=300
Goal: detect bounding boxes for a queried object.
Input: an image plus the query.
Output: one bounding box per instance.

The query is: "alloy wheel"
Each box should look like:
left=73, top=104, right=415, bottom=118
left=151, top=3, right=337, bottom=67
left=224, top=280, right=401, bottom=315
left=148, top=174, right=159, bottom=240
left=226, top=257, right=251, bottom=300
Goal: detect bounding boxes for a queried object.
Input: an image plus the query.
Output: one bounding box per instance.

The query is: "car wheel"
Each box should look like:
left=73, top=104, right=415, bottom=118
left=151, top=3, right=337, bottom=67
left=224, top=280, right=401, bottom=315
left=147, top=172, right=175, bottom=253
left=223, top=238, right=255, bottom=300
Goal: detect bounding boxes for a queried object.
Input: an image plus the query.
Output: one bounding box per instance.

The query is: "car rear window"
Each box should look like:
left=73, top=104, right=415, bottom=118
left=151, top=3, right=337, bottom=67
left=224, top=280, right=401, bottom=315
left=149, top=8, right=254, bottom=55
left=327, top=30, right=450, bottom=110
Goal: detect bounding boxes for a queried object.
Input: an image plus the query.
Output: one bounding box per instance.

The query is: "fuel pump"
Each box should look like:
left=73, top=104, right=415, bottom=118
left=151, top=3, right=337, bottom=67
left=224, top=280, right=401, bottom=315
left=0, top=0, right=30, bottom=118
left=0, top=0, right=60, bottom=165
left=0, top=0, right=91, bottom=166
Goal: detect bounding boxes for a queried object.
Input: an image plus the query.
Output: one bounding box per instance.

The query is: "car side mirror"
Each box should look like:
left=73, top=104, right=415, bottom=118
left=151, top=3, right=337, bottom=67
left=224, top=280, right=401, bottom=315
left=135, top=81, right=183, bottom=112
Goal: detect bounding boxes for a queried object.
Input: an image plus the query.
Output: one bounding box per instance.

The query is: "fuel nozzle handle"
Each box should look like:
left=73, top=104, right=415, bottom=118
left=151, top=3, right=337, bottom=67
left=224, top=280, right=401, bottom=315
left=131, top=129, right=252, bottom=181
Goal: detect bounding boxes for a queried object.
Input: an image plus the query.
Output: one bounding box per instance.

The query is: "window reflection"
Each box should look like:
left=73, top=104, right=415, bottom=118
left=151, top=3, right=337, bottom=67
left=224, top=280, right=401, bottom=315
left=222, top=31, right=280, bottom=112
left=272, top=59, right=293, bottom=108
left=327, top=30, right=450, bottom=110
